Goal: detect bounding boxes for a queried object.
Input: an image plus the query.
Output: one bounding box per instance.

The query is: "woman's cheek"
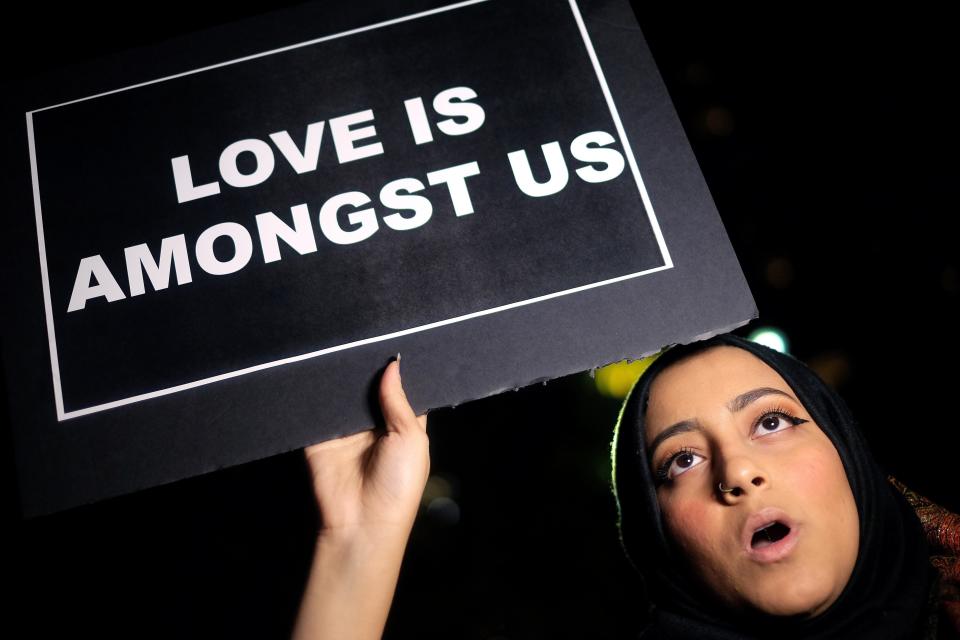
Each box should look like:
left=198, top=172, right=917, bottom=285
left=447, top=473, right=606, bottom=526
left=663, top=497, right=723, bottom=560
left=780, top=441, right=846, bottom=498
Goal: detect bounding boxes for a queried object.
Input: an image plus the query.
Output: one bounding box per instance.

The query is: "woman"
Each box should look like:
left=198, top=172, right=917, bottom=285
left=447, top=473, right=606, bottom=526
left=292, top=336, right=960, bottom=638
left=611, top=333, right=958, bottom=638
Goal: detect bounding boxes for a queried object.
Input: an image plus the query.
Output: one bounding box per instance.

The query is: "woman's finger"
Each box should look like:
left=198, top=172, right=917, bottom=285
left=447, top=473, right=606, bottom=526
left=379, top=357, right=425, bottom=434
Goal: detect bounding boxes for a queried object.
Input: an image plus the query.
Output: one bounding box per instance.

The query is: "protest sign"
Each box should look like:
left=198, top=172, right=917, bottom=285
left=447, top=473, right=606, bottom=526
left=1, top=0, right=755, bottom=516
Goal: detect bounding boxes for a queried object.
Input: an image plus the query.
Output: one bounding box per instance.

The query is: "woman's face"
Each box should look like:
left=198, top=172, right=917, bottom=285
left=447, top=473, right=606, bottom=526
left=643, top=346, right=859, bottom=618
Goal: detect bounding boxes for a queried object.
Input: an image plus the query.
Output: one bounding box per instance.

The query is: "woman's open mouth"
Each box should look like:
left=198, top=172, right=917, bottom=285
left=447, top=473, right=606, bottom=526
left=741, top=507, right=800, bottom=563
left=752, top=521, right=790, bottom=547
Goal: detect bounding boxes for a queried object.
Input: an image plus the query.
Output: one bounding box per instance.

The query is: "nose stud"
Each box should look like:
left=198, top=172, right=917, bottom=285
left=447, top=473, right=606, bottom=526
left=718, top=482, right=735, bottom=494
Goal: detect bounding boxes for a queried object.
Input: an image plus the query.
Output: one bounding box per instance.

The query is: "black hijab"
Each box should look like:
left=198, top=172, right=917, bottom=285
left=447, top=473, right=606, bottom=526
left=611, top=333, right=933, bottom=639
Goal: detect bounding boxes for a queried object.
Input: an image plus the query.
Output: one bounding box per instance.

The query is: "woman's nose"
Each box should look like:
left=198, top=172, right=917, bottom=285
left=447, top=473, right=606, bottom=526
left=716, top=454, right=769, bottom=501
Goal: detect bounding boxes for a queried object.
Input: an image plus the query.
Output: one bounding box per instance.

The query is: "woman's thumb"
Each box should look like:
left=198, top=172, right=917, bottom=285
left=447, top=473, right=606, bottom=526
left=379, top=355, right=426, bottom=434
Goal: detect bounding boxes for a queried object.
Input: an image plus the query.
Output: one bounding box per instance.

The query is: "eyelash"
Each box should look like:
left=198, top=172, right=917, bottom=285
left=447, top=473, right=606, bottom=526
left=654, top=446, right=697, bottom=485
left=653, top=407, right=809, bottom=485
left=754, top=405, right=808, bottom=438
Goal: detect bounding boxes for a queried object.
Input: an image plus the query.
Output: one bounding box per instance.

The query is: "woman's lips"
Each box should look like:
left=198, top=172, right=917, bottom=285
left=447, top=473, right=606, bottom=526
left=740, top=507, right=800, bottom=563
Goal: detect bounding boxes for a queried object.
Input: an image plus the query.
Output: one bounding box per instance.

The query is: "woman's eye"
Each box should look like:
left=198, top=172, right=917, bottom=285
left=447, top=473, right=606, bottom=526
left=665, top=451, right=705, bottom=479
left=753, top=412, right=805, bottom=437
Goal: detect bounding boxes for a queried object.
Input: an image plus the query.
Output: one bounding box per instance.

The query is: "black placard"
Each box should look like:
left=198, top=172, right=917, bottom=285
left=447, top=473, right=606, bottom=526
left=2, top=0, right=755, bottom=516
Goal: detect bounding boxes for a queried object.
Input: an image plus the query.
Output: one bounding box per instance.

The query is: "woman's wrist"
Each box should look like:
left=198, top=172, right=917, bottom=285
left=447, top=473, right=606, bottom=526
left=310, top=528, right=410, bottom=591
left=294, top=521, right=416, bottom=639
left=315, top=519, right=416, bottom=554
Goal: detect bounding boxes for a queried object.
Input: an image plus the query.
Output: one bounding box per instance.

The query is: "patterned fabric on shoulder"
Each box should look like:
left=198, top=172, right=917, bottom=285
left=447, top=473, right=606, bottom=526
left=889, top=476, right=960, bottom=639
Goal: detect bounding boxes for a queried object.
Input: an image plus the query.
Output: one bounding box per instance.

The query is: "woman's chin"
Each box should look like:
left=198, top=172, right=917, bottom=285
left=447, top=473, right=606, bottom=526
left=744, top=577, right=839, bottom=619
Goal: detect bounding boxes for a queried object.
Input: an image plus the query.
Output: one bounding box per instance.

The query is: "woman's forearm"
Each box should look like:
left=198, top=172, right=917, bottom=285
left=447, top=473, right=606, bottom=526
left=292, top=525, right=413, bottom=640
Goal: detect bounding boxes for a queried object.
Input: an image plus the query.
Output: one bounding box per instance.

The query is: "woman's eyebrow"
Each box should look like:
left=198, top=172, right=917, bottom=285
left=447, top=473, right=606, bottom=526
left=647, top=420, right=703, bottom=462
left=726, top=387, right=796, bottom=413
left=646, top=388, right=796, bottom=461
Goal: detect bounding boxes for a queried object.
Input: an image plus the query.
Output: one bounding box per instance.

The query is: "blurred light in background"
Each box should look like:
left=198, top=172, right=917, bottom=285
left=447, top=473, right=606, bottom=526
left=807, top=351, right=851, bottom=389
left=422, top=474, right=460, bottom=526
left=765, top=256, right=795, bottom=289
left=748, top=326, right=789, bottom=354
left=704, top=106, right=734, bottom=136
left=593, top=353, right=661, bottom=399
left=422, top=474, right=454, bottom=505
left=426, top=496, right=460, bottom=526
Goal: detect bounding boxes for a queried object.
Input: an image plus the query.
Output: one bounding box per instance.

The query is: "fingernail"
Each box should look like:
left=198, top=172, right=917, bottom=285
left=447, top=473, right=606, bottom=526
left=396, top=352, right=402, bottom=375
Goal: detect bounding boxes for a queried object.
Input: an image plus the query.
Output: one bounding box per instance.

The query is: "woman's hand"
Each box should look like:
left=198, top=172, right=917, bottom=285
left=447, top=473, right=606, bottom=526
left=304, top=357, right=430, bottom=537
left=293, top=358, right=430, bottom=640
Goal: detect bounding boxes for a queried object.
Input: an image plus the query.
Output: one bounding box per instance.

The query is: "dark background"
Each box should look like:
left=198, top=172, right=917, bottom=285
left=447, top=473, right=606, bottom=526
left=2, top=2, right=956, bottom=638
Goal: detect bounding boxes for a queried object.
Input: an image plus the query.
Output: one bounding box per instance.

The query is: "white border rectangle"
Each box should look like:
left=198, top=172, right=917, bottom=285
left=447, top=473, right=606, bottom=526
left=27, top=0, right=673, bottom=421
